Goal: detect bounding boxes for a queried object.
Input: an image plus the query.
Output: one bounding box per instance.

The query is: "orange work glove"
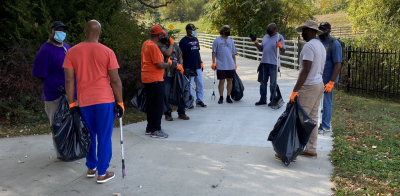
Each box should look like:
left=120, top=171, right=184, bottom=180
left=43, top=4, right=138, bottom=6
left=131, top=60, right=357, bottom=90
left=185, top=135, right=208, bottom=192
left=324, top=81, right=335, bottom=93
left=177, top=64, right=184, bottom=74
left=211, top=62, right=216, bottom=70
left=235, top=64, right=237, bottom=70
left=169, top=37, right=174, bottom=45
left=116, top=102, right=124, bottom=118
left=69, top=102, right=77, bottom=108
left=168, top=58, right=172, bottom=66
left=290, top=91, right=298, bottom=103
left=201, top=62, right=204, bottom=69
left=254, top=40, right=258, bottom=44
left=277, top=41, right=283, bottom=49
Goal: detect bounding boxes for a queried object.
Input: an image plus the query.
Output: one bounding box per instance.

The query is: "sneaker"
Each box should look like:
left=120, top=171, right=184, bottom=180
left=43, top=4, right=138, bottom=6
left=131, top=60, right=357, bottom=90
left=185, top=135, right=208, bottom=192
left=318, top=126, right=332, bottom=134
left=150, top=129, right=169, bottom=139
left=178, top=112, right=190, bottom=120
left=275, top=154, right=297, bottom=162
left=165, top=112, right=173, bottom=121
left=218, top=97, right=223, bottom=104
left=145, top=130, right=151, bottom=135
left=267, top=103, right=272, bottom=106
left=196, top=101, right=207, bottom=107
left=255, top=101, right=267, bottom=106
left=87, top=169, right=97, bottom=178
left=299, top=151, right=317, bottom=158
left=188, top=105, right=194, bottom=109
left=226, top=96, right=233, bottom=103
left=97, top=171, right=115, bottom=184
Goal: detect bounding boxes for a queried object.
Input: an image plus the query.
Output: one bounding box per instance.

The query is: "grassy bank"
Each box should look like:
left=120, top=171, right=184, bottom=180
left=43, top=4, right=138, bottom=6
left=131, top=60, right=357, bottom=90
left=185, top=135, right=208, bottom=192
left=0, top=105, right=147, bottom=138
left=331, top=90, right=400, bottom=195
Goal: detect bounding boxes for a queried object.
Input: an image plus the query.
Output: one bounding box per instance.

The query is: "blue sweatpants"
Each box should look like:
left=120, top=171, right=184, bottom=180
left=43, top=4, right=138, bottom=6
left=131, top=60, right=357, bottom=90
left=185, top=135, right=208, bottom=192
left=80, top=102, right=115, bottom=175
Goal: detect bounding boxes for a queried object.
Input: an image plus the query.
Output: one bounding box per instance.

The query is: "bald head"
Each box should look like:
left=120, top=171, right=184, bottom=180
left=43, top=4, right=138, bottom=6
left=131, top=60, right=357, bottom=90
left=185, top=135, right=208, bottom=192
left=84, top=20, right=102, bottom=42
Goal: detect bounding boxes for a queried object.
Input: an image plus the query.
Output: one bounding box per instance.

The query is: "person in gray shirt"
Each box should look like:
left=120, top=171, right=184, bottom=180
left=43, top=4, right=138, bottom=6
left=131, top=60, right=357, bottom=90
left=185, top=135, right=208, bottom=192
left=249, top=23, right=286, bottom=106
left=211, top=25, right=238, bottom=104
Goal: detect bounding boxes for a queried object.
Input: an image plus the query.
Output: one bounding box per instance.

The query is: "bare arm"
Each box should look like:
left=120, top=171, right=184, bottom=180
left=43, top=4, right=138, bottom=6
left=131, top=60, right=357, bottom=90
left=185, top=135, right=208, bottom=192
left=330, top=62, right=341, bottom=82
left=108, top=69, right=123, bottom=103
left=212, top=52, right=216, bottom=63
left=280, top=47, right=285, bottom=54
left=199, top=53, right=202, bottom=63
left=255, top=42, right=263, bottom=52
left=232, top=54, right=236, bottom=64
left=162, top=44, right=174, bottom=57
left=64, top=68, right=75, bottom=104
left=157, top=62, right=170, bottom=69
left=293, top=60, right=312, bottom=92
left=178, top=54, right=183, bottom=64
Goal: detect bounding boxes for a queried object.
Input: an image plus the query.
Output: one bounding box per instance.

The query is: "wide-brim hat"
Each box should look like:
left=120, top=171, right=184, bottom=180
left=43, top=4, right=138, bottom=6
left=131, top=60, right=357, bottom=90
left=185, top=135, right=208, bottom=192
left=296, top=20, right=323, bottom=35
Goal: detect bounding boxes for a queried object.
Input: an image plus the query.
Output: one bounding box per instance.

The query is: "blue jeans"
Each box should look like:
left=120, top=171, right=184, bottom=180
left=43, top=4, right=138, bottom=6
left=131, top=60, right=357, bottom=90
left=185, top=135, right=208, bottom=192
left=189, top=69, right=204, bottom=103
left=80, top=102, right=115, bottom=176
left=258, top=63, right=277, bottom=102
left=164, top=77, right=185, bottom=114
left=321, top=90, right=333, bottom=130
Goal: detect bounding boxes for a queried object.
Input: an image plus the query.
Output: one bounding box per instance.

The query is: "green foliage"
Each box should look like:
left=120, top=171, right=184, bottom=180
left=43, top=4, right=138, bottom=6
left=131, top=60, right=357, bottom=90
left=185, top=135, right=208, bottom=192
left=0, top=0, right=147, bottom=123
left=319, top=0, right=348, bottom=14
left=347, top=0, right=400, bottom=50
left=159, top=0, right=209, bottom=22
left=202, top=0, right=314, bottom=39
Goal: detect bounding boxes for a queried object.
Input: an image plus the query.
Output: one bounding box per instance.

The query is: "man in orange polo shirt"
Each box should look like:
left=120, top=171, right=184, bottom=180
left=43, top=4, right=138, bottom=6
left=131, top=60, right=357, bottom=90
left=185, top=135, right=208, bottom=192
left=141, top=25, right=171, bottom=138
left=63, top=20, right=124, bottom=184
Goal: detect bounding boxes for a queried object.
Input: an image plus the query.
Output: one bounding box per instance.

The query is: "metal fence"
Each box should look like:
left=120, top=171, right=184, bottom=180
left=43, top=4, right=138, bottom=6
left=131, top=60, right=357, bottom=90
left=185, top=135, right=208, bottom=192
left=196, top=33, right=299, bottom=69
left=339, top=47, right=400, bottom=97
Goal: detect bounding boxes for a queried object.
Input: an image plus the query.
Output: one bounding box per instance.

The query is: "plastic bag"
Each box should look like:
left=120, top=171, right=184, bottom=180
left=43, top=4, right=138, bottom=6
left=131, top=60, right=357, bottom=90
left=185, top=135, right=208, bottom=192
left=267, top=97, right=316, bottom=166
left=130, top=88, right=147, bottom=113
left=170, top=70, right=193, bottom=108
left=51, top=93, right=90, bottom=162
left=231, top=72, right=244, bottom=101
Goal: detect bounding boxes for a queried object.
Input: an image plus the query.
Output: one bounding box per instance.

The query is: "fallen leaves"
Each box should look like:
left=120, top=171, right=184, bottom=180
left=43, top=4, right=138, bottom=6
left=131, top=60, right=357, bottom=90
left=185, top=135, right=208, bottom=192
left=211, top=184, right=218, bottom=188
left=17, top=160, right=24, bottom=163
left=112, top=193, right=122, bottom=196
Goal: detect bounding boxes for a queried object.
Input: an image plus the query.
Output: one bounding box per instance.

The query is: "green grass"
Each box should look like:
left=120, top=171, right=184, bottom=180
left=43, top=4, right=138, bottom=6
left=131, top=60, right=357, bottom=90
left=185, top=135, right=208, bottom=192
left=314, top=13, right=351, bottom=27
left=331, top=90, right=400, bottom=195
left=0, top=105, right=147, bottom=138
left=162, top=20, right=206, bottom=34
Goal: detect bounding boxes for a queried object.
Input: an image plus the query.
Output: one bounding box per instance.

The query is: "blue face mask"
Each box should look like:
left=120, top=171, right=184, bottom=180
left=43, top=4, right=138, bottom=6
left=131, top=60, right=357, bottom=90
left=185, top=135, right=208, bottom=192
left=54, top=31, right=66, bottom=43
left=191, top=30, right=196, bottom=37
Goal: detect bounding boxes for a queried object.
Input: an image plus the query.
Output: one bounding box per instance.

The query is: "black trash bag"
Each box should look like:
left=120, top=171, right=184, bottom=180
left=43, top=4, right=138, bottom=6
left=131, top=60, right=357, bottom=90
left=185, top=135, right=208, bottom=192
left=130, top=88, right=147, bottom=113
left=170, top=70, right=193, bottom=108
left=51, top=92, right=90, bottom=162
left=231, top=72, right=244, bottom=101
left=267, top=97, right=316, bottom=166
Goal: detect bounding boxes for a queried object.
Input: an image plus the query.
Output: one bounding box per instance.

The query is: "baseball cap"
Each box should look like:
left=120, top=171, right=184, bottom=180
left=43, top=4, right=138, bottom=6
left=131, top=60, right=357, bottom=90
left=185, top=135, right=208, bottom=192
left=150, top=25, right=165, bottom=34
left=50, top=21, right=68, bottom=30
left=296, top=20, right=323, bottom=35
left=319, top=22, right=331, bottom=30
left=185, top=24, right=198, bottom=30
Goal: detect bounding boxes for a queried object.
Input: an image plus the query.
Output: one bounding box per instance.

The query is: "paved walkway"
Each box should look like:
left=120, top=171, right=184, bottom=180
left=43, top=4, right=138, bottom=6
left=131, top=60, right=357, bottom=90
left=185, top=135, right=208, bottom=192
left=0, top=48, right=333, bottom=196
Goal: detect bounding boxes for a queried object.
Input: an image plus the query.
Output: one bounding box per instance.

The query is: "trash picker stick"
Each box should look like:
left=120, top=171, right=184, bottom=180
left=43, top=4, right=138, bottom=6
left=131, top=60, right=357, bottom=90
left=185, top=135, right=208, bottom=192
left=119, top=117, right=126, bottom=178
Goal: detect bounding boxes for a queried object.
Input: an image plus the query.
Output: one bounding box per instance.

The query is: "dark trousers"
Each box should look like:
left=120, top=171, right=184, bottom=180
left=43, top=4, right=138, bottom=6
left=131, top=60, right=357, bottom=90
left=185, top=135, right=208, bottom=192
left=144, top=81, right=164, bottom=133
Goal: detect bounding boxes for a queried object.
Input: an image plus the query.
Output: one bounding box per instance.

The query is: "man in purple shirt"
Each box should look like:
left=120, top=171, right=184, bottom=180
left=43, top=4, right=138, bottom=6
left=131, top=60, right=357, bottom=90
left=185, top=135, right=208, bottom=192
left=32, top=21, right=71, bottom=159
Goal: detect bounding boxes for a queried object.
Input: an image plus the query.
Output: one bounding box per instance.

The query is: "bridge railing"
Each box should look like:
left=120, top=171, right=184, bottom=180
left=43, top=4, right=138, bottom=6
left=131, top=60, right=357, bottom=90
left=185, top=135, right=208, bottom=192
left=196, top=33, right=299, bottom=69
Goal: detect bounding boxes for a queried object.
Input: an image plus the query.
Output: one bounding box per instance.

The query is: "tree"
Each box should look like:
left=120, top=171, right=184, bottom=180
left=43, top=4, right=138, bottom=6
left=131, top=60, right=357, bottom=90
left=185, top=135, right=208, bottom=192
left=347, top=0, right=400, bottom=49
left=159, top=0, right=209, bottom=22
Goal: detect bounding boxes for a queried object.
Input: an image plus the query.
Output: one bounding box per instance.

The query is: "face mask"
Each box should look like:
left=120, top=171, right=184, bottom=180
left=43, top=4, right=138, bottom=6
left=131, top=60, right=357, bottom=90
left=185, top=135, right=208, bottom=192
left=267, top=29, right=273, bottom=35
left=319, top=32, right=329, bottom=40
left=54, top=31, right=66, bottom=43
left=224, top=31, right=230, bottom=36
left=191, top=31, right=196, bottom=36
left=160, top=37, right=168, bottom=44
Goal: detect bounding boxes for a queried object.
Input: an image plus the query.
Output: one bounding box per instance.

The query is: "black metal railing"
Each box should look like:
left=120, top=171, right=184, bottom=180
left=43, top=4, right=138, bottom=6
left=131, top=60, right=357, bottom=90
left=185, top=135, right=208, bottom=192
left=338, top=46, right=400, bottom=97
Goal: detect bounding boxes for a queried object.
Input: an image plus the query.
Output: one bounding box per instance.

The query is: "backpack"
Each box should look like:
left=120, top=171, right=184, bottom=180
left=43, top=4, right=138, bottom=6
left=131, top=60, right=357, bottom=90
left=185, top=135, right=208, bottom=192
left=328, top=37, right=345, bottom=63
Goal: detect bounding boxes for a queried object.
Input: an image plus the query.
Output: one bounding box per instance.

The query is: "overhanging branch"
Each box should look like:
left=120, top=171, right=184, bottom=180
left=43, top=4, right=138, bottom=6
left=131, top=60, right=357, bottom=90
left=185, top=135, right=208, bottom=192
left=126, top=0, right=176, bottom=9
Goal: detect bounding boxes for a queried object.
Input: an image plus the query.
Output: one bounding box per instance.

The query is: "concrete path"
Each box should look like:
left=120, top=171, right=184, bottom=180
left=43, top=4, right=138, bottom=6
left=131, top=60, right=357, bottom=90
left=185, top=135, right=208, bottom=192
left=0, top=48, right=334, bottom=196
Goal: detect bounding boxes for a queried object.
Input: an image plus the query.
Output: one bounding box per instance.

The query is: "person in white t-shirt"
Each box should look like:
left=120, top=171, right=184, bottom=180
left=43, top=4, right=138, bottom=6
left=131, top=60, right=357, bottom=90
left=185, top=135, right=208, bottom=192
left=289, top=20, right=326, bottom=159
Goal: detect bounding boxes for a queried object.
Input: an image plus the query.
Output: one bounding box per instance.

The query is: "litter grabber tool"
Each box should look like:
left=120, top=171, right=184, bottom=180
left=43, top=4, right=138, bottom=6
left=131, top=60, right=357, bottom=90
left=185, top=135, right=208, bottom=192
left=119, top=117, right=126, bottom=178
left=269, top=33, right=285, bottom=110
left=211, top=70, right=216, bottom=100
left=183, top=75, right=196, bottom=91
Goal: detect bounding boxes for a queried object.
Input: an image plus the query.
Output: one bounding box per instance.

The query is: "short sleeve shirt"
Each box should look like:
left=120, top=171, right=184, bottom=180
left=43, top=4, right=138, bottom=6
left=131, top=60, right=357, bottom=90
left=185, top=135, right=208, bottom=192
left=141, top=40, right=165, bottom=83
left=179, top=36, right=201, bottom=70
left=157, top=42, right=182, bottom=77
left=211, top=36, right=237, bottom=70
left=299, top=39, right=326, bottom=85
left=62, top=42, right=119, bottom=107
left=32, top=42, right=71, bottom=101
left=320, top=36, right=342, bottom=83
left=260, top=33, right=286, bottom=66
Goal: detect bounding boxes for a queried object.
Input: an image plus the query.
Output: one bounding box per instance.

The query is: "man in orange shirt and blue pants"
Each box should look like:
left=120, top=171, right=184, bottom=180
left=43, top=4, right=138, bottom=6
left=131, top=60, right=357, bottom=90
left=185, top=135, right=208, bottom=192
left=63, top=20, right=124, bottom=184
left=141, top=25, right=172, bottom=138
